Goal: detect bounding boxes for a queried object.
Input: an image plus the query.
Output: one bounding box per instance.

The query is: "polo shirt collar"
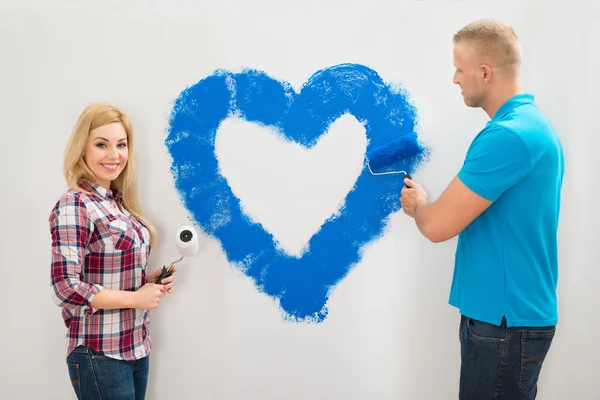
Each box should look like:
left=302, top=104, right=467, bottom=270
left=492, top=93, right=535, bottom=121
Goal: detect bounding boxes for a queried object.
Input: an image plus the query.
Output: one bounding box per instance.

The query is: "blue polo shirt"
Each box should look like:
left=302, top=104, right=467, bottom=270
left=449, top=93, right=564, bottom=327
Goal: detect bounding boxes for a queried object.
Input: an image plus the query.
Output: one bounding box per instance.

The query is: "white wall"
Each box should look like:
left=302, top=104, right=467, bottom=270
left=1, top=0, right=598, bottom=399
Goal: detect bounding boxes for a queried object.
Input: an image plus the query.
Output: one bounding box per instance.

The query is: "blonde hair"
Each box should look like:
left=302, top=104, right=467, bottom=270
left=453, top=19, right=522, bottom=76
left=63, top=103, right=156, bottom=244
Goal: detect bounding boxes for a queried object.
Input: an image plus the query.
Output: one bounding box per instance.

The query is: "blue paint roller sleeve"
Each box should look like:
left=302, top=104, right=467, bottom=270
left=365, top=132, right=423, bottom=186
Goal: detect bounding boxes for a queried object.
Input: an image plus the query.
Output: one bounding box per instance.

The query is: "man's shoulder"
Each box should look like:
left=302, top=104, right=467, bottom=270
left=471, top=122, right=526, bottom=152
left=498, top=102, right=553, bottom=134
left=496, top=107, right=561, bottom=156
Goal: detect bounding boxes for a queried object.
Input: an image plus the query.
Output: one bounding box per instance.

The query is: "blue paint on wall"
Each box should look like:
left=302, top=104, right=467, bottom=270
left=166, top=63, right=429, bottom=322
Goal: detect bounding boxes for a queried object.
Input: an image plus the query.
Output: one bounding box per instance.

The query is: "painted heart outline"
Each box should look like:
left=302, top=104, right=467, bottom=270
left=166, top=63, right=429, bottom=322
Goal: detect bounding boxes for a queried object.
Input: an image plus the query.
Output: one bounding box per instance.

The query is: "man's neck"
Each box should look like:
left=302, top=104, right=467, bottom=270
left=483, top=79, right=523, bottom=120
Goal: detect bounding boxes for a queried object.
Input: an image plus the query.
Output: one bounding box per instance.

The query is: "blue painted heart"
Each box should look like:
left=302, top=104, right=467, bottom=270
left=165, top=63, right=429, bottom=322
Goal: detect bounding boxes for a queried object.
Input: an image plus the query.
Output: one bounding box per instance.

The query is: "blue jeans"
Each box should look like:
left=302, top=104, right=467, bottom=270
left=66, top=345, right=150, bottom=400
left=459, top=315, right=555, bottom=399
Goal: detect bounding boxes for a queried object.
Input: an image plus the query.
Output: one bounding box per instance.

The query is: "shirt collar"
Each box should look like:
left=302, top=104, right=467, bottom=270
left=78, top=179, right=123, bottom=202
left=492, top=93, right=535, bottom=121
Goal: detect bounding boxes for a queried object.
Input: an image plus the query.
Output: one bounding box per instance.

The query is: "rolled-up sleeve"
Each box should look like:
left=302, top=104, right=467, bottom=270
left=49, top=193, right=103, bottom=316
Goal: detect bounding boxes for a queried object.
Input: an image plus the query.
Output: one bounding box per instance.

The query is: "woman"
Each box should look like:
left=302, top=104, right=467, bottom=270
left=49, top=103, right=176, bottom=399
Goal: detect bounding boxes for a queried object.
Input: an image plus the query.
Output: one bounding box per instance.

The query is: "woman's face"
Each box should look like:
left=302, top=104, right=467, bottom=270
left=83, top=122, right=128, bottom=189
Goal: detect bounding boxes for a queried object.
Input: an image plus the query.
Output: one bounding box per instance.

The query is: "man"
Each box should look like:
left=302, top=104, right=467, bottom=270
left=400, top=19, right=564, bottom=399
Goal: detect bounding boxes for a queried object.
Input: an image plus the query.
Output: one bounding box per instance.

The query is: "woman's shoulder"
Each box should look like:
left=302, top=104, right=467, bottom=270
left=50, top=187, right=98, bottom=220
left=55, top=188, right=91, bottom=205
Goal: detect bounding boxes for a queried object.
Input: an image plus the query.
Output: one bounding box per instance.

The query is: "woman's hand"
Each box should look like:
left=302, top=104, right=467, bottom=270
left=147, top=265, right=177, bottom=294
left=134, top=283, right=166, bottom=310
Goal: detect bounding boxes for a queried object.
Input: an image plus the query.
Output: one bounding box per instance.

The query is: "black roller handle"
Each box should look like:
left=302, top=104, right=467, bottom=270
left=403, top=173, right=412, bottom=188
left=155, top=266, right=173, bottom=285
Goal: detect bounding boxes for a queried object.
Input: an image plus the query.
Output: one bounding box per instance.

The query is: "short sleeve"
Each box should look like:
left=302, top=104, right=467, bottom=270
left=458, top=126, right=533, bottom=201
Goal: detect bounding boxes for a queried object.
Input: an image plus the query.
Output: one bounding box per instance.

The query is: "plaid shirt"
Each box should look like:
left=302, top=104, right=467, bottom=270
left=49, top=179, right=152, bottom=361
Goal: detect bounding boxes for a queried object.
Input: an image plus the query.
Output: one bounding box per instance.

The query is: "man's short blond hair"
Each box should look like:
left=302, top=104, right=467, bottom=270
left=453, top=19, right=522, bottom=75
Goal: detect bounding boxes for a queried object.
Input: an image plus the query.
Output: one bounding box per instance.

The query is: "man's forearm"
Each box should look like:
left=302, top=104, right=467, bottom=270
left=414, top=203, right=441, bottom=242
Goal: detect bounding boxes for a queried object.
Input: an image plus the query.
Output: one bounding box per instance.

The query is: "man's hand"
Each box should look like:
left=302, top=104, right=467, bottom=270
left=400, top=177, right=428, bottom=218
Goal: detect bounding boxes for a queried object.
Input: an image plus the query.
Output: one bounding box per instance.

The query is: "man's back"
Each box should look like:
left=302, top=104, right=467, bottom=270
left=450, top=93, right=565, bottom=327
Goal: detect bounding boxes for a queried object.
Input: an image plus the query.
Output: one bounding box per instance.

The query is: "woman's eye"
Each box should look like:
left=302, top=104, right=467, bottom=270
left=96, top=143, right=106, bottom=148
left=118, top=143, right=127, bottom=148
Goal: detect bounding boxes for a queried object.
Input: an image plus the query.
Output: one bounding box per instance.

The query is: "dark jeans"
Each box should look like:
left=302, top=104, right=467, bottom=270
left=459, top=315, right=555, bottom=400
left=66, top=345, right=150, bottom=400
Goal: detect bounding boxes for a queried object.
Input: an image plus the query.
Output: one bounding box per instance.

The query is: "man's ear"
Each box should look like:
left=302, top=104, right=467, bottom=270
left=481, top=64, right=492, bottom=83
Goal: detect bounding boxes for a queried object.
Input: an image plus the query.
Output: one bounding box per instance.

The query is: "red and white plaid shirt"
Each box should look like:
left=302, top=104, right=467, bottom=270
left=49, top=179, right=152, bottom=361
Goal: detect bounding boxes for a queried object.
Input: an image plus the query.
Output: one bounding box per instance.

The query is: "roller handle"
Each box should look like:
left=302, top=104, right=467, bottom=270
left=156, top=266, right=173, bottom=285
left=403, top=173, right=412, bottom=188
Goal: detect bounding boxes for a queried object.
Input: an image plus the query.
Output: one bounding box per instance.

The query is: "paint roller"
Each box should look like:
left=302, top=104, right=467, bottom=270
left=155, top=225, right=200, bottom=284
left=365, top=131, right=423, bottom=187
